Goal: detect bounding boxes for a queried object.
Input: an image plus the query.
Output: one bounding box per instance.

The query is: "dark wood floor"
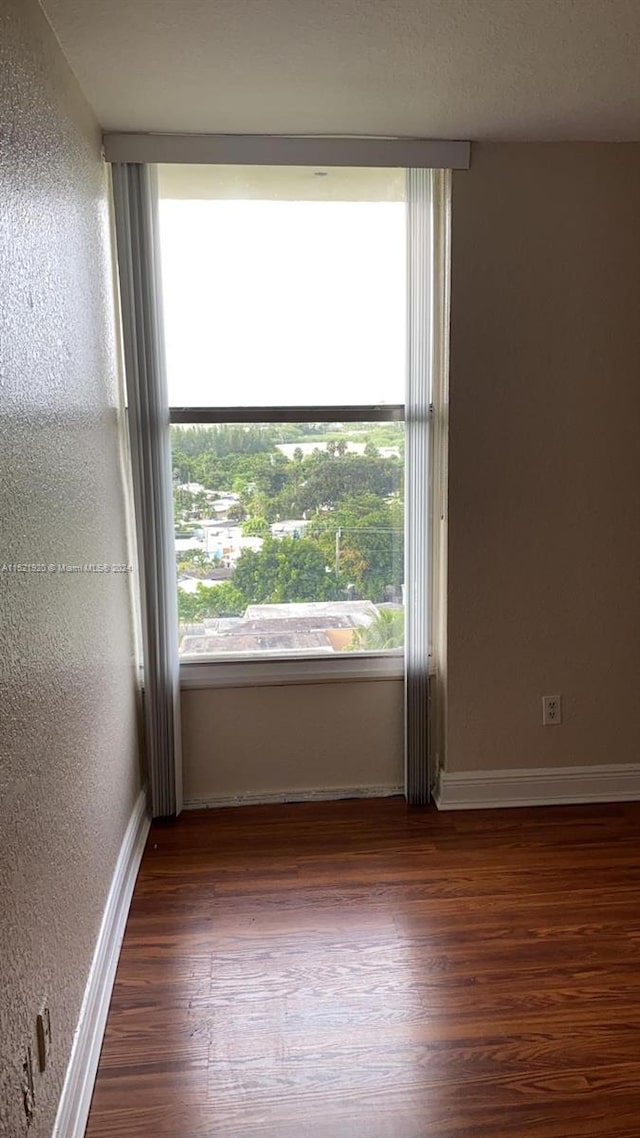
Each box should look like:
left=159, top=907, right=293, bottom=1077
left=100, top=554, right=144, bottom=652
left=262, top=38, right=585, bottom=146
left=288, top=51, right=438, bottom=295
left=85, top=797, right=640, bottom=1138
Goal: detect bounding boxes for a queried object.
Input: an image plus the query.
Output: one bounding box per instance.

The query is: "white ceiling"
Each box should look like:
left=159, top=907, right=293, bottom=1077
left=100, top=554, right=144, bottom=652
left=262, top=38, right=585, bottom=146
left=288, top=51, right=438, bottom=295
left=40, top=0, right=640, bottom=141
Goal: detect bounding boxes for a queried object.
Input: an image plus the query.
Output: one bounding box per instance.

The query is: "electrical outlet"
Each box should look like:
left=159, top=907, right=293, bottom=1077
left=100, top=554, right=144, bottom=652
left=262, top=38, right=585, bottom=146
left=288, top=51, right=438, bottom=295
left=542, top=694, right=562, bottom=725
left=22, top=1047, right=35, bottom=1126
left=36, top=1006, right=52, bottom=1073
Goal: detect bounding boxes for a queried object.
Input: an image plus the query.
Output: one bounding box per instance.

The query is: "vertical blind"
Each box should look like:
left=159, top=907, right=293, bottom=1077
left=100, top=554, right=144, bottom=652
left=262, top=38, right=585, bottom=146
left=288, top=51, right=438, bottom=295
left=111, top=163, right=183, bottom=818
left=405, top=168, right=451, bottom=804
left=405, top=168, right=432, bottom=805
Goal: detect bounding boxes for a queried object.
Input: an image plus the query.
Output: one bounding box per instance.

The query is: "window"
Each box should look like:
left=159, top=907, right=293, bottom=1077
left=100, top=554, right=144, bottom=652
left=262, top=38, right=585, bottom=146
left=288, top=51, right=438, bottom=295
left=112, top=152, right=449, bottom=804
left=157, top=165, right=407, bottom=660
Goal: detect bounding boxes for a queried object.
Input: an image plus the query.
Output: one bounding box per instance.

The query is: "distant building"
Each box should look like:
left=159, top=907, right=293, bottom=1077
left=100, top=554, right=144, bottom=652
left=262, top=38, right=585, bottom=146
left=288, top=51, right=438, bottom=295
left=176, top=481, right=206, bottom=494
left=179, top=599, right=380, bottom=655
left=243, top=600, right=378, bottom=625
left=276, top=441, right=368, bottom=459
left=270, top=519, right=309, bottom=538
left=177, top=568, right=233, bottom=593
left=175, top=536, right=207, bottom=554
left=211, top=495, right=240, bottom=514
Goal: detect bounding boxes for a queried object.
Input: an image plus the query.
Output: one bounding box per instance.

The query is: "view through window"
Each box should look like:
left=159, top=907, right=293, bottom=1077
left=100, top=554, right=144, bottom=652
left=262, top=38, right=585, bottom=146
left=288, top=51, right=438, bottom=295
left=158, top=166, right=406, bottom=658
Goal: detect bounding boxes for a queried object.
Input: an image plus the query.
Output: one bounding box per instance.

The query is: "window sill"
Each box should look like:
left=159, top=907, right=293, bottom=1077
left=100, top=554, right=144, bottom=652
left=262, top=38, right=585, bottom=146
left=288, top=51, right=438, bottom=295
left=179, top=651, right=405, bottom=690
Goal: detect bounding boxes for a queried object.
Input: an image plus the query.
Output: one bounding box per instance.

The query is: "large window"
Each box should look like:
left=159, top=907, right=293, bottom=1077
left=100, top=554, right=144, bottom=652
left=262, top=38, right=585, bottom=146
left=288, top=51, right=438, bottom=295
left=157, top=166, right=407, bottom=659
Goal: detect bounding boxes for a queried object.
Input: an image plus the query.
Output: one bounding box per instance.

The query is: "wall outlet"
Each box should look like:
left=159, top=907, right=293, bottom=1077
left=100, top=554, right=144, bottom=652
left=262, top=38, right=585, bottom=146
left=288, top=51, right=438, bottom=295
left=542, top=694, right=562, bottom=725
left=36, top=1006, right=52, bottom=1073
left=22, top=1047, right=35, bottom=1126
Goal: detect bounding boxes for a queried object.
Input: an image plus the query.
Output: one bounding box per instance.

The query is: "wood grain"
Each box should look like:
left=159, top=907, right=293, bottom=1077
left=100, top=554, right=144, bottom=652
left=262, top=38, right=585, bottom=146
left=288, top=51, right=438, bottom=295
left=85, top=798, right=640, bottom=1137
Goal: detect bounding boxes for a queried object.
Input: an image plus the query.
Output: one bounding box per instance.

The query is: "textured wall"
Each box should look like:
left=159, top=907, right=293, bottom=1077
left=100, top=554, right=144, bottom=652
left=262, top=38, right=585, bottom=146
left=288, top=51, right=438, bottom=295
left=0, top=1, right=141, bottom=1135
left=447, top=143, right=640, bottom=773
left=182, top=681, right=404, bottom=804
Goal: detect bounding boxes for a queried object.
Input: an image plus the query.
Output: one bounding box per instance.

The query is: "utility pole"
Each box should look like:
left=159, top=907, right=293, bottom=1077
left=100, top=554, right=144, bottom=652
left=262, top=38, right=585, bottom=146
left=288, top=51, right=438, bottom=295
left=335, top=527, right=341, bottom=576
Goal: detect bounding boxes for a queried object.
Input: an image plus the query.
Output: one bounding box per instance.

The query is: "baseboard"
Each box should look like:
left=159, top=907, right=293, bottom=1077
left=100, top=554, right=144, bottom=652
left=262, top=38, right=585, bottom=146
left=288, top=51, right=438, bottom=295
left=52, top=788, right=150, bottom=1138
left=434, top=763, right=640, bottom=810
left=184, top=784, right=404, bottom=809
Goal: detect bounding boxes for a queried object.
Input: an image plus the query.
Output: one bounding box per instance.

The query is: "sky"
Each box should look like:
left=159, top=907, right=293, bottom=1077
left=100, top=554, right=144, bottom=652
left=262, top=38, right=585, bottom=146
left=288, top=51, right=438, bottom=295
left=158, top=198, right=406, bottom=408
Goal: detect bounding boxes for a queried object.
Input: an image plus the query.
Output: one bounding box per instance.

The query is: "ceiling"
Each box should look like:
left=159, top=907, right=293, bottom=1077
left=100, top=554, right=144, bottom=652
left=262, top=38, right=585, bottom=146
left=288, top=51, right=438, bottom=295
left=40, top=0, right=640, bottom=141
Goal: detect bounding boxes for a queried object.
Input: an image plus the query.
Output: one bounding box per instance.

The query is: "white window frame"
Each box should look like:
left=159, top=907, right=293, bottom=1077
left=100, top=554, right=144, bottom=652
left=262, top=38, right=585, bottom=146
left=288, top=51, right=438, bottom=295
left=160, top=170, right=439, bottom=714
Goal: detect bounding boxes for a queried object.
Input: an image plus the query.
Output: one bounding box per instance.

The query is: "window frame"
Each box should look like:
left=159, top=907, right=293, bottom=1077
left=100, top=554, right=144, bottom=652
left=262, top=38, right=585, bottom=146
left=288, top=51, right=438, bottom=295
left=155, top=164, right=436, bottom=720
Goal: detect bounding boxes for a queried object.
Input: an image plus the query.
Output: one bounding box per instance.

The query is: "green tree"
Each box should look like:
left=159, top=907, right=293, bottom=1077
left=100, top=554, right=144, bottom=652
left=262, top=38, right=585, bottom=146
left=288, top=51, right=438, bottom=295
left=242, top=517, right=270, bottom=538
left=178, top=580, right=245, bottom=623
left=283, top=452, right=402, bottom=516
left=171, top=423, right=276, bottom=461
left=177, top=590, right=200, bottom=623
left=349, top=608, right=404, bottom=650
left=307, top=494, right=403, bottom=601
left=232, top=537, right=340, bottom=605
left=177, top=547, right=212, bottom=577
left=172, top=449, right=196, bottom=485
left=227, top=502, right=247, bottom=522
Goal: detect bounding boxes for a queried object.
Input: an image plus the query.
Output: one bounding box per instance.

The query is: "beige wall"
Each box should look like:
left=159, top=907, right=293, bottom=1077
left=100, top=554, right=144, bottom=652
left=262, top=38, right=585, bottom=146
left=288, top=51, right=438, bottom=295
left=181, top=145, right=640, bottom=796
left=447, top=143, right=640, bottom=773
left=182, top=680, right=404, bottom=803
left=0, top=1, right=141, bottom=1135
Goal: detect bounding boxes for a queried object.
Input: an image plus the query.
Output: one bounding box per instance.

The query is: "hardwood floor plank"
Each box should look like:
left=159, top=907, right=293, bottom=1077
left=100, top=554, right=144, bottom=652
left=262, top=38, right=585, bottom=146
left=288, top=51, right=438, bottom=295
left=85, top=799, right=640, bottom=1138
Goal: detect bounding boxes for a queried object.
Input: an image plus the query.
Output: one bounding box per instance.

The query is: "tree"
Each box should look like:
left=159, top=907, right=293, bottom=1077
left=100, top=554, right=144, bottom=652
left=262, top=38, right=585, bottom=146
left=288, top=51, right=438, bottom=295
left=172, top=448, right=196, bottom=485
left=171, top=423, right=276, bottom=461
left=349, top=608, right=404, bottom=650
left=177, top=547, right=212, bottom=577
left=178, top=581, right=245, bottom=623
left=284, top=452, right=402, bottom=516
left=232, top=537, right=340, bottom=605
left=242, top=517, right=270, bottom=538
left=307, top=494, right=403, bottom=601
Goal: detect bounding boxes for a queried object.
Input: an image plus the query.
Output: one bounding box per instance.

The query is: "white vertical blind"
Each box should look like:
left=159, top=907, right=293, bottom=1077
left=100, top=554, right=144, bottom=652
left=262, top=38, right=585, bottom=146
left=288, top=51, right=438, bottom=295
left=405, top=168, right=447, bottom=805
left=111, top=163, right=183, bottom=818
left=428, top=171, right=452, bottom=790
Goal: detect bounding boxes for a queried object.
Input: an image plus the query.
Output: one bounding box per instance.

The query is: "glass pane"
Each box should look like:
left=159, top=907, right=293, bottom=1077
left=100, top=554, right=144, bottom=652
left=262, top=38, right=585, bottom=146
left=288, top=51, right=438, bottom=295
left=172, top=421, right=404, bottom=657
left=157, top=165, right=406, bottom=407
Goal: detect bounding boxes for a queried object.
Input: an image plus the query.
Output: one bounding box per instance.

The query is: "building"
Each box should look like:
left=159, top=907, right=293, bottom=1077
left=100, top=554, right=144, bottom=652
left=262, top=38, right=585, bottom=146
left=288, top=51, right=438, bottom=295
left=180, top=599, right=381, bottom=654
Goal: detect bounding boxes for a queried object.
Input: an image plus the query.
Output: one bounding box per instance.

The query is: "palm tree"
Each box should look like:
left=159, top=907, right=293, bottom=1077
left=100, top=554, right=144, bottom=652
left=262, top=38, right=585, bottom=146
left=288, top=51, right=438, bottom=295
left=349, top=608, right=404, bottom=650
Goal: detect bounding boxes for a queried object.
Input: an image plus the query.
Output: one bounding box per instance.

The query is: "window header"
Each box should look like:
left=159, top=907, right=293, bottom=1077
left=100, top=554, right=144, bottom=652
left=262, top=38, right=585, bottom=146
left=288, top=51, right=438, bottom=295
left=169, top=405, right=405, bottom=424
left=103, top=133, right=471, bottom=170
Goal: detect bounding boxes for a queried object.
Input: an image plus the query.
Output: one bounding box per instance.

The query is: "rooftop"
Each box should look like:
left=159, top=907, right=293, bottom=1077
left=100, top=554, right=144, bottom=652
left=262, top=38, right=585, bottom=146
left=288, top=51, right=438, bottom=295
left=179, top=599, right=384, bottom=655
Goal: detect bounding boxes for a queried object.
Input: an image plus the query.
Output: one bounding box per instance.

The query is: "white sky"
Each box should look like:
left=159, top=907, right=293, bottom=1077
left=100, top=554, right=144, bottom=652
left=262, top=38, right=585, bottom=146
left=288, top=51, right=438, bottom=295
left=158, top=199, right=406, bottom=407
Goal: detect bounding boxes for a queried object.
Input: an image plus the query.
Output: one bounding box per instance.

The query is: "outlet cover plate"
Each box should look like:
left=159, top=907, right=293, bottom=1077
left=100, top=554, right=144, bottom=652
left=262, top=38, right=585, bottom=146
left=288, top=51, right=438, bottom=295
left=542, top=694, right=562, bottom=726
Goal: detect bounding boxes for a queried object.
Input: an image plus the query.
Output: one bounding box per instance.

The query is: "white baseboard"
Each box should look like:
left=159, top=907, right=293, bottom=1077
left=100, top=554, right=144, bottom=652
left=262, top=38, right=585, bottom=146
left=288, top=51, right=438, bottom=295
left=434, top=763, right=640, bottom=810
left=53, top=788, right=150, bottom=1138
left=184, top=784, right=404, bottom=810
